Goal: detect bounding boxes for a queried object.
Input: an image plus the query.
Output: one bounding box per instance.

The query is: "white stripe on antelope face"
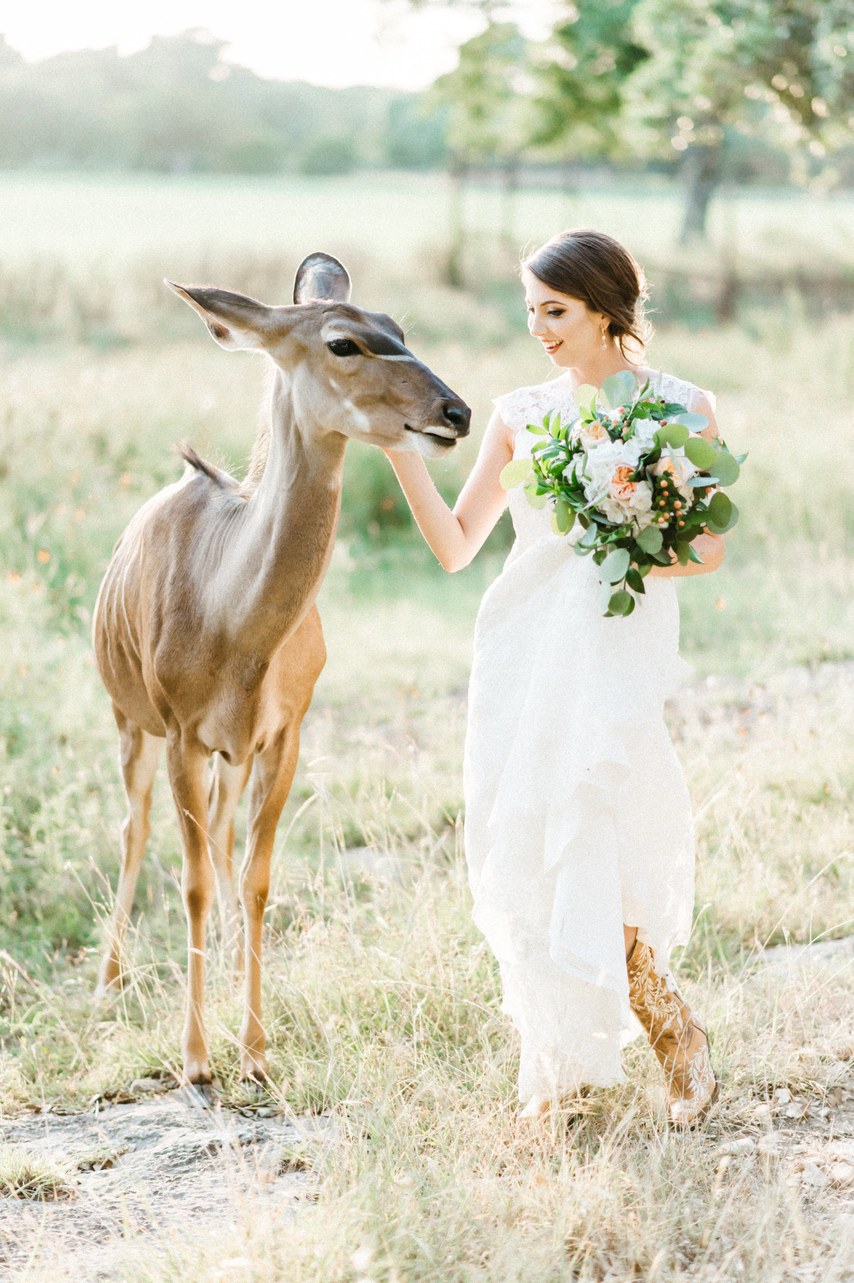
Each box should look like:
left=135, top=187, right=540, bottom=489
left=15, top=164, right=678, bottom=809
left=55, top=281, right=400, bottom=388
left=342, top=399, right=372, bottom=432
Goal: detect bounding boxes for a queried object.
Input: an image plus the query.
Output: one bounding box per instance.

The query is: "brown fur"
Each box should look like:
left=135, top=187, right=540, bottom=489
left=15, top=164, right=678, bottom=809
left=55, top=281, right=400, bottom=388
left=93, top=261, right=469, bottom=1088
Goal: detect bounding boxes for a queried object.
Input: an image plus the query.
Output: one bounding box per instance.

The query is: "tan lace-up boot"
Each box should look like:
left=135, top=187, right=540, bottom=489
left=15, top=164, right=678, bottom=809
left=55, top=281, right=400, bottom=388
left=626, top=940, right=719, bottom=1127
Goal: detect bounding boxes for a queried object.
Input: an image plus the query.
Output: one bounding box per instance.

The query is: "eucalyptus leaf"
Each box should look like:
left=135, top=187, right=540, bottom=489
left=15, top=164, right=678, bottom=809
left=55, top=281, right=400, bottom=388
left=707, top=491, right=732, bottom=526
left=707, top=500, right=739, bottom=534
left=708, top=450, right=740, bottom=486
left=554, top=496, right=575, bottom=534
left=600, top=547, right=631, bottom=584
left=575, top=384, right=598, bottom=415
left=608, top=590, right=635, bottom=616
left=601, top=370, right=636, bottom=409
left=523, top=482, right=549, bottom=509
left=654, top=424, right=689, bottom=449
left=499, top=458, right=531, bottom=490
left=676, top=542, right=691, bottom=566
left=636, top=525, right=663, bottom=553
left=684, top=437, right=717, bottom=469
left=669, top=411, right=708, bottom=430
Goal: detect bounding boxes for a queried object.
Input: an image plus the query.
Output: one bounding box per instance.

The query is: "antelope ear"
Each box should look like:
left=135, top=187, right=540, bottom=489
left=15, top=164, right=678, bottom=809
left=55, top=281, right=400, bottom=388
left=293, top=252, right=351, bottom=304
left=165, top=282, right=274, bottom=351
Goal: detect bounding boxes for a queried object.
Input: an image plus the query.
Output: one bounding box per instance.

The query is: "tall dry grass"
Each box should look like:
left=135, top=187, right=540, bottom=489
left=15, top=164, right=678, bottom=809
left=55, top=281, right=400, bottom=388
left=0, top=175, right=852, bottom=1278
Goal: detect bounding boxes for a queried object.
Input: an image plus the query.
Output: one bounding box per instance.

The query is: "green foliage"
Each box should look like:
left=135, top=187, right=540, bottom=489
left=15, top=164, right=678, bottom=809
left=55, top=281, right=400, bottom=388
left=626, top=0, right=854, bottom=235
left=430, top=20, right=538, bottom=165
left=0, top=31, right=445, bottom=174
left=531, top=0, right=649, bottom=159
left=298, top=135, right=357, bottom=177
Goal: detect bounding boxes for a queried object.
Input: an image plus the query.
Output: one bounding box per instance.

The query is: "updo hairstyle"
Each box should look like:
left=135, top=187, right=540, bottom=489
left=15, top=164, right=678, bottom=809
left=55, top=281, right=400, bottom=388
left=522, top=229, right=652, bottom=361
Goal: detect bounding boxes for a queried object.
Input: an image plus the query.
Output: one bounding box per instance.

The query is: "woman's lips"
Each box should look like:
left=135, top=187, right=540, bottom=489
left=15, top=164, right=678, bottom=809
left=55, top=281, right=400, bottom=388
left=542, top=340, right=562, bottom=354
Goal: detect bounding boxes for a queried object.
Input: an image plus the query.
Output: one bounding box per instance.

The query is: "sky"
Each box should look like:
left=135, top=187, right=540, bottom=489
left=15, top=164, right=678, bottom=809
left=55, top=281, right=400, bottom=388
left=0, top=0, right=557, bottom=90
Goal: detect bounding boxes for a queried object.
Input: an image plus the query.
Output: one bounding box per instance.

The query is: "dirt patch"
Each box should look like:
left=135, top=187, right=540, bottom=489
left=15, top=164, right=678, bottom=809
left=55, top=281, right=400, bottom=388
left=0, top=1088, right=327, bottom=1280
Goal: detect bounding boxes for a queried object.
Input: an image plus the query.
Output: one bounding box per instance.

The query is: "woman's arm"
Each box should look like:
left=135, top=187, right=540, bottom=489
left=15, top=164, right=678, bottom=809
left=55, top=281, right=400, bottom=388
left=383, top=409, right=514, bottom=573
left=648, top=392, right=727, bottom=579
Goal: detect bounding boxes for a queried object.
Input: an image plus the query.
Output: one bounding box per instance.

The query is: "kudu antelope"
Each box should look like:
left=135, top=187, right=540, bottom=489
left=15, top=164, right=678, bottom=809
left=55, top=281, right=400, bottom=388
left=93, top=252, right=470, bottom=1089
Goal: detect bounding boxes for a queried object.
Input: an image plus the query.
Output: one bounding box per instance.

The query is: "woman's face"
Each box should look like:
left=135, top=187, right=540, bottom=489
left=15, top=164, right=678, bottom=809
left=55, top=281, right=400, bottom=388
left=522, top=268, right=605, bottom=368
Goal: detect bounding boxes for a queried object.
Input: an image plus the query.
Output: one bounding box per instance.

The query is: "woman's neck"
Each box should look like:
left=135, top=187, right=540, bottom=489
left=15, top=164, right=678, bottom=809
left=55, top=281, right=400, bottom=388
left=561, top=352, right=650, bottom=393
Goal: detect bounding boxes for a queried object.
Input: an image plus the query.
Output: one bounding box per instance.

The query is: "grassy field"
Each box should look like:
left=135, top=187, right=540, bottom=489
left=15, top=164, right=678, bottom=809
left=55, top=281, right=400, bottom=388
left=0, top=174, right=852, bottom=1279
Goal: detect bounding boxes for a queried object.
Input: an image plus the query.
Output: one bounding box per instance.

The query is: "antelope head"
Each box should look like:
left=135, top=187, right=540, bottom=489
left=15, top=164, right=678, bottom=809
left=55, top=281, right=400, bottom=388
left=166, top=252, right=470, bottom=457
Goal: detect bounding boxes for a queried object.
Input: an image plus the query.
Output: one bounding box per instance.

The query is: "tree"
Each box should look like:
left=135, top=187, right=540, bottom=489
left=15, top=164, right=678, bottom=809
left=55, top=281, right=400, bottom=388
left=530, top=0, right=648, bottom=165
left=429, top=20, right=538, bottom=282
left=627, top=0, right=854, bottom=241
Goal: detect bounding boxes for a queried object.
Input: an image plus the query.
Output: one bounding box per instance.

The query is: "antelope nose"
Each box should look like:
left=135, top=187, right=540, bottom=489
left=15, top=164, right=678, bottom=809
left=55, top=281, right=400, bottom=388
left=442, top=400, right=471, bottom=436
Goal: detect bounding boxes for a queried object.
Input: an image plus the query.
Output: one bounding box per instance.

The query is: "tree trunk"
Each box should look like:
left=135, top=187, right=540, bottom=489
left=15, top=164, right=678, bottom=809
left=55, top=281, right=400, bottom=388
left=444, top=155, right=468, bottom=289
left=500, top=154, right=520, bottom=251
left=679, top=141, right=722, bottom=245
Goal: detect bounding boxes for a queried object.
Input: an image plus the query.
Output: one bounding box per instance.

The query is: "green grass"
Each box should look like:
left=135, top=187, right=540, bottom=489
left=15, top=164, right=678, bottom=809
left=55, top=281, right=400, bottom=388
left=0, top=176, right=852, bottom=1278
left=2, top=171, right=852, bottom=271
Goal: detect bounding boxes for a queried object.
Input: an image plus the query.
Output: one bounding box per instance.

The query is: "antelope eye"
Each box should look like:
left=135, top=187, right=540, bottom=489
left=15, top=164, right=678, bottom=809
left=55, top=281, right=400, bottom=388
left=327, top=338, right=361, bottom=357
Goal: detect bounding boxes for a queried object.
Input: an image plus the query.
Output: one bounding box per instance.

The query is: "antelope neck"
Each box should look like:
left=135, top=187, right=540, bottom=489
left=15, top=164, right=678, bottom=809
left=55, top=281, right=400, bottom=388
left=221, top=370, right=348, bottom=656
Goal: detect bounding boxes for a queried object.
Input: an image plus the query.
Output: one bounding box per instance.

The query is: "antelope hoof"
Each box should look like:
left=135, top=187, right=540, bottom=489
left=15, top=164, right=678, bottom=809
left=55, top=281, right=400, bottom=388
left=240, top=1054, right=270, bottom=1085
left=179, top=1079, right=218, bottom=1110
left=95, top=961, right=124, bottom=1001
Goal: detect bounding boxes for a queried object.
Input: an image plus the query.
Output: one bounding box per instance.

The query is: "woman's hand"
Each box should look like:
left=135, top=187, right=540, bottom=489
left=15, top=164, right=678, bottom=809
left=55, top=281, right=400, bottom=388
left=648, top=392, right=728, bottom=578
left=647, top=530, right=726, bottom=577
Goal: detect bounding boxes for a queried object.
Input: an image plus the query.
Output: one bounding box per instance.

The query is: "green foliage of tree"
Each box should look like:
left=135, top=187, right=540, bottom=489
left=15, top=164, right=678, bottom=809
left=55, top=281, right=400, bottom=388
left=431, top=21, right=536, bottom=164
left=531, top=0, right=649, bottom=159
left=384, top=95, right=449, bottom=168
left=627, top=0, right=854, bottom=238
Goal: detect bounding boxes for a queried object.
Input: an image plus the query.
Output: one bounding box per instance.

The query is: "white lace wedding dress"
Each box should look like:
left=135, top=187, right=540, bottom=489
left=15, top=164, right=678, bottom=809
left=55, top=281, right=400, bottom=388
left=463, top=369, right=712, bottom=1102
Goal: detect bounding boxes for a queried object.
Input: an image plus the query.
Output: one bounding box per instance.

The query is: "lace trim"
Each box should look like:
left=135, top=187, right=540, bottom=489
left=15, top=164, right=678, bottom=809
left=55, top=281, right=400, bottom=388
left=494, top=371, right=714, bottom=440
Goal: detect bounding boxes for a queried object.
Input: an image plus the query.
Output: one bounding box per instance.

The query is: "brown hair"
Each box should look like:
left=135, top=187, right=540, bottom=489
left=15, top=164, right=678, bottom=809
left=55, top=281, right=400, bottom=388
left=522, top=229, right=652, bottom=361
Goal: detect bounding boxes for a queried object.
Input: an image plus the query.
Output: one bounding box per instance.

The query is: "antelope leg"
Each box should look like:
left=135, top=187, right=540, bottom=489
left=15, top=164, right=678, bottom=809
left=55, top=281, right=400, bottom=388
left=96, top=708, right=161, bottom=997
left=207, top=755, right=252, bottom=967
left=238, top=723, right=302, bottom=1082
left=167, top=735, right=216, bottom=1086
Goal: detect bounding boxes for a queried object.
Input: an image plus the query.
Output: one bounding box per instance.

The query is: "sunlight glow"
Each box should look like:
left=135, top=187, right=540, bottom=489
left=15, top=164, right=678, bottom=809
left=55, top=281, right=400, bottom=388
left=2, top=0, right=487, bottom=89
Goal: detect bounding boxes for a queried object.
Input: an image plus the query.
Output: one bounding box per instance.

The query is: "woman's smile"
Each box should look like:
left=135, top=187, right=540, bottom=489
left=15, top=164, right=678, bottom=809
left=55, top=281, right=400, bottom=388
left=521, top=267, right=605, bottom=369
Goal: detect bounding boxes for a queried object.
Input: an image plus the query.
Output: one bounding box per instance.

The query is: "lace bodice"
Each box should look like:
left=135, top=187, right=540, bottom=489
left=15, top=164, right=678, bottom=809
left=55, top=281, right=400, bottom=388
left=494, top=370, right=714, bottom=552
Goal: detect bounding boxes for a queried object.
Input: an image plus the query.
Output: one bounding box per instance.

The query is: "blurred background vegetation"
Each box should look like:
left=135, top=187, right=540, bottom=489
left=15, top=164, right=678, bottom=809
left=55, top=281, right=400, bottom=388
left=0, top=0, right=851, bottom=1028
left=0, top=11, right=852, bottom=1276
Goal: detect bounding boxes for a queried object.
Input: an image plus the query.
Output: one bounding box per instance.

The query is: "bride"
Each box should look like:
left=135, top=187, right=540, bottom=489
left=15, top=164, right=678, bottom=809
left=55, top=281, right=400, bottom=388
left=382, top=228, right=725, bottom=1125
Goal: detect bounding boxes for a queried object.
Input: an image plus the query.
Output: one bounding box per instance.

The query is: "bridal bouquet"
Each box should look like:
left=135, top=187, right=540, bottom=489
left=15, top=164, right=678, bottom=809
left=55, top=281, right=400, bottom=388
left=499, top=372, right=743, bottom=617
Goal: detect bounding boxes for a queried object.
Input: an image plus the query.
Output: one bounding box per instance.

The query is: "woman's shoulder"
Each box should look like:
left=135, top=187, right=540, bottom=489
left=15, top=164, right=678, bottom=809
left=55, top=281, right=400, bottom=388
left=648, top=368, right=716, bottom=413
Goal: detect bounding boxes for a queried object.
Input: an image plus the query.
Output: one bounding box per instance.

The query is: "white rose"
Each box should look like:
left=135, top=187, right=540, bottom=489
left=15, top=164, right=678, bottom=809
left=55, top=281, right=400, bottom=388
left=631, top=417, right=660, bottom=450
left=581, top=438, right=655, bottom=529
left=582, top=437, right=643, bottom=495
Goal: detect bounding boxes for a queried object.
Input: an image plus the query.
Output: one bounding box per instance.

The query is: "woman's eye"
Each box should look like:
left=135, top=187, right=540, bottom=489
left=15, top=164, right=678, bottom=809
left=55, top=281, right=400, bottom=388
left=327, top=338, right=360, bottom=357
left=547, top=309, right=564, bottom=317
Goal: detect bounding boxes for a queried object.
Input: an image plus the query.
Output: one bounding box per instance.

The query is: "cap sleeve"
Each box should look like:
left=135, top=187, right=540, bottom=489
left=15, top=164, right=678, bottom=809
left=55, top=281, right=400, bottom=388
left=492, top=383, right=551, bottom=434
left=690, top=385, right=717, bottom=414
left=492, top=387, right=527, bottom=432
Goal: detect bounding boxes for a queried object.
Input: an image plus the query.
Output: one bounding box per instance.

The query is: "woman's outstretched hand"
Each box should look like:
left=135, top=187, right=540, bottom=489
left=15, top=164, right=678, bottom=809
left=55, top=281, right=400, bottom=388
left=646, top=531, right=726, bottom=577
